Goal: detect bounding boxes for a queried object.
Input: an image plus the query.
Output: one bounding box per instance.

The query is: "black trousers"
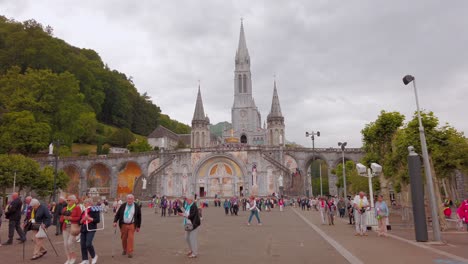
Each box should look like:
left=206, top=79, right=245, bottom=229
left=8, top=220, right=25, bottom=241
left=233, top=205, right=239, bottom=215
left=161, top=208, right=166, bottom=217
left=80, top=231, right=96, bottom=260
left=224, top=207, right=229, bottom=215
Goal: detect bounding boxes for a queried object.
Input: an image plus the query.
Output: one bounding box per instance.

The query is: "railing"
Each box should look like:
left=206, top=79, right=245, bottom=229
left=31, top=145, right=364, bottom=163
left=261, top=153, right=290, bottom=175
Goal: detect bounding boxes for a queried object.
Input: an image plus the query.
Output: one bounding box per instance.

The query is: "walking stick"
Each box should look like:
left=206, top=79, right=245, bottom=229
left=42, top=226, right=59, bottom=256
left=112, top=227, right=117, bottom=258
left=22, top=237, right=25, bottom=262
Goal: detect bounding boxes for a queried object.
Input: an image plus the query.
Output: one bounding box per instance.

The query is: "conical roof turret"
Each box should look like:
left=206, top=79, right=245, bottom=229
left=268, top=80, right=283, bottom=120
left=192, top=85, right=208, bottom=122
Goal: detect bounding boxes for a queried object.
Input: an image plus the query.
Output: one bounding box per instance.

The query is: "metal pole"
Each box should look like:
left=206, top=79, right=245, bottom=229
left=319, top=161, right=322, bottom=196
left=13, top=171, right=16, bottom=192
left=412, top=80, right=442, bottom=242
left=311, top=136, right=315, bottom=197
left=367, top=168, right=374, bottom=208
left=53, top=141, right=59, bottom=202
left=342, top=149, right=347, bottom=199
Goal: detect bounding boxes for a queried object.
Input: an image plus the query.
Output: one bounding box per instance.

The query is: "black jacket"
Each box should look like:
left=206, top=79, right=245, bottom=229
left=114, top=202, right=142, bottom=229
left=5, top=198, right=22, bottom=221
left=188, top=203, right=201, bottom=230
left=32, top=204, right=52, bottom=228
left=80, top=207, right=101, bottom=233
left=54, top=201, right=67, bottom=224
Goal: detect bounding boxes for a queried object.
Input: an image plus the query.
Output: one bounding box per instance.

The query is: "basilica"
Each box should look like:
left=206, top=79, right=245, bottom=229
left=190, top=21, right=285, bottom=148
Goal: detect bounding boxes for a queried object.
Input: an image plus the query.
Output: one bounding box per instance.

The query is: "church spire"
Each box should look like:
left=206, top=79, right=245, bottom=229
left=268, top=80, right=283, bottom=119
left=235, top=19, right=250, bottom=63
left=192, top=85, right=207, bottom=122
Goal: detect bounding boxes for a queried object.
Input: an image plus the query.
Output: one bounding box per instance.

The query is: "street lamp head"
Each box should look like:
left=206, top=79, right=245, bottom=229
left=316, top=131, right=320, bottom=137
left=370, top=163, right=382, bottom=175
left=356, top=163, right=367, bottom=175
left=338, top=142, right=347, bottom=150
left=305, top=132, right=310, bottom=137
left=403, top=75, right=414, bottom=85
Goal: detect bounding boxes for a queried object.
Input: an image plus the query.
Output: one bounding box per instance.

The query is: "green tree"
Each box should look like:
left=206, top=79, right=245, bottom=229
left=334, top=160, right=380, bottom=197
left=33, top=165, right=69, bottom=200
left=0, top=110, right=51, bottom=154
left=0, top=154, right=41, bottom=197
left=0, top=67, right=88, bottom=145
left=109, top=128, right=135, bottom=147
left=127, top=140, right=152, bottom=153
left=77, top=112, right=98, bottom=144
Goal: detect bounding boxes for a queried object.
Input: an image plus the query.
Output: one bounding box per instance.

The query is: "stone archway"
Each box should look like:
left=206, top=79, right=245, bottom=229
left=283, top=154, right=302, bottom=196
left=303, top=155, right=330, bottom=197
left=87, top=163, right=111, bottom=198
left=194, top=154, right=247, bottom=197
left=63, top=165, right=80, bottom=196
left=117, top=161, right=142, bottom=198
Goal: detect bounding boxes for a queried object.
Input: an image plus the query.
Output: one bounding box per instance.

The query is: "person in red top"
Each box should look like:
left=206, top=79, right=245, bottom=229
left=457, top=199, right=468, bottom=231
left=60, top=195, right=82, bottom=264
left=79, top=198, right=100, bottom=264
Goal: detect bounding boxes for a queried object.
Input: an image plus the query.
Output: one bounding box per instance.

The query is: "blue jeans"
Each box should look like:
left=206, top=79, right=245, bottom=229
left=80, top=231, right=96, bottom=260
left=248, top=209, right=261, bottom=224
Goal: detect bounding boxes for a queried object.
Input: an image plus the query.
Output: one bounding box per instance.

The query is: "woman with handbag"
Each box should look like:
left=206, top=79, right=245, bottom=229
left=178, top=197, right=201, bottom=259
left=79, top=198, right=100, bottom=264
left=60, top=195, right=82, bottom=264
left=29, top=199, right=52, bottom=260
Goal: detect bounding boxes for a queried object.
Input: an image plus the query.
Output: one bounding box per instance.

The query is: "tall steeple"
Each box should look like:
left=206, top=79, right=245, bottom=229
left=235, top=19, right=250, bottom=65
left=192, top=85, right=206, bottom=122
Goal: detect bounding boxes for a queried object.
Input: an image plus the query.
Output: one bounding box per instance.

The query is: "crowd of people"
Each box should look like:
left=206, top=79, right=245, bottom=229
left=0, top=192, right=145, bottom=263
left=1, top=190, right=467, bottom=262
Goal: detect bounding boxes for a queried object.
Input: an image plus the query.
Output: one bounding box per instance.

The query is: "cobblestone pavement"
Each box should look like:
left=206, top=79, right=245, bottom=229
left=0, top=206, right=467, bottom=264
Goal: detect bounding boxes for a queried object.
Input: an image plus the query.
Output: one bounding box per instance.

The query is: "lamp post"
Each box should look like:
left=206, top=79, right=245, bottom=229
left=402, top=74, right=442, bottom=242
left=306, top=131, right=320, bottom=197
left=356, top=163, right=382, bottom=229
left=53, top=140, right=61, bottom=202
left=13, top=170, right=17, bottom=192
left=338, top=142, right=347, bottom=199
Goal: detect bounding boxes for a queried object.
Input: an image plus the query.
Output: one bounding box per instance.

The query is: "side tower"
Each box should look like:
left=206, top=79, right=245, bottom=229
left=191, top=86, right=210, bottom=148
left=267, top=80, right=285, bottom=146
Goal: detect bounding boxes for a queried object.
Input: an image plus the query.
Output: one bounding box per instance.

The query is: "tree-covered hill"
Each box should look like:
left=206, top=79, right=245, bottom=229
left=0, top=16, right=189, bottom=154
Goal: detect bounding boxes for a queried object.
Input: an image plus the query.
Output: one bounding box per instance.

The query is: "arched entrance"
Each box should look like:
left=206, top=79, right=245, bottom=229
left=194, top=155, right=246, bottom=197
left=284, top=154, right=302, bottom=195
left=87, top=163, right=111, bottom=198
left=240, top=134, right=247, bottom=144
left=63, top=165, right=80, bottom=196
left=117, top=162, right=142, bottom=198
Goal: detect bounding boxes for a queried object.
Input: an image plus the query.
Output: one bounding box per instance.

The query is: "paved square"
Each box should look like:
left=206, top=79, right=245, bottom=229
left=1, top=205, right=467, bottom=264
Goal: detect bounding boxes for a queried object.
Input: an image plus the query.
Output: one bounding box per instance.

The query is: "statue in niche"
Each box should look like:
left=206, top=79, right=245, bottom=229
left=252, top=164, right=257, bottom=186
left=278, top=174, right=284, bottom=187
left=142, top=178, right=147, bottom=190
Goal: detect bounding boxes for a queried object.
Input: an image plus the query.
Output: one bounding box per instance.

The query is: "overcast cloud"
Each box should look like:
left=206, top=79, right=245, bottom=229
left=1, top=0, right=467, bottom=148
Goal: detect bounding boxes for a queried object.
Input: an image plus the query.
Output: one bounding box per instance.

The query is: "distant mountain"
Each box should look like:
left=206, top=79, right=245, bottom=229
left=210, top=121, right=231, bottom=138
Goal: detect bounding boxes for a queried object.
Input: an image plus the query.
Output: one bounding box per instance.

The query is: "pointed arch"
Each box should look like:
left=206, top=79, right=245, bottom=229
left=238, top=74, right=242, bottom=93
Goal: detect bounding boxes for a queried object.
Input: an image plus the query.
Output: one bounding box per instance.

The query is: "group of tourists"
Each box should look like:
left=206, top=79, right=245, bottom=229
left=0, top=193, right=101, bottom=263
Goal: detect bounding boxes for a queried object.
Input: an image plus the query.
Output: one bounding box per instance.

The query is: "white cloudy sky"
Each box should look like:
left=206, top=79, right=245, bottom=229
left=1, top=0, right=467, bottom=148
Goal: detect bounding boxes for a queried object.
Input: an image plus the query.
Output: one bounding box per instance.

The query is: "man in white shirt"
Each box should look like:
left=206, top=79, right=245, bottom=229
left=352, top=192, right=370, bottom=236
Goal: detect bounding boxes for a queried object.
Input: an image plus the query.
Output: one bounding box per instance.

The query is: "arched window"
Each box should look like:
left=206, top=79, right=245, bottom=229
left=195, top=132, right=200, bottom=148
left=201, top=132, right=205, bottom=147
left=238, top=74, right=242, bottom=93
left=243, top=74, right=247, bottom=93
left=240, top=134, right=247, bottom=144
